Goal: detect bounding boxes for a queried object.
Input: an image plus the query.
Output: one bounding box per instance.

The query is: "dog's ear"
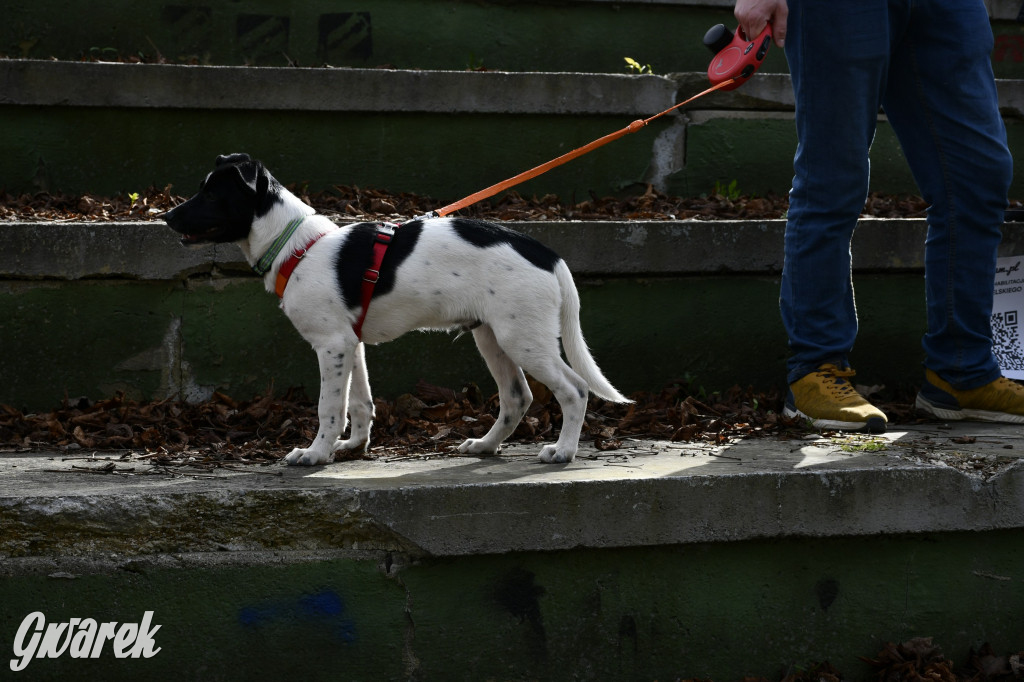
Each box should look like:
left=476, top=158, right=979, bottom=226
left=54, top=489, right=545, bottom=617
left=232, top=162, right=261, bottom=197
left=216, top=153, right=252, bottom=167
left=255, top=166, right=270, bottom=201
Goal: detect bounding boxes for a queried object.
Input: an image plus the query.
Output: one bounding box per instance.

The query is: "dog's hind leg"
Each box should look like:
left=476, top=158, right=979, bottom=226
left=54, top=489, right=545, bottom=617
left=284, top=341, right=356, bottom=466
left=528, top=359, right=589, bottom=464
left=458, top=324, right=533, bottom=455
left=498, top=326, right=589, bottom=463
left=333, top=342, right=374, bottom=454
left=485, top=317, right=589, bottom=463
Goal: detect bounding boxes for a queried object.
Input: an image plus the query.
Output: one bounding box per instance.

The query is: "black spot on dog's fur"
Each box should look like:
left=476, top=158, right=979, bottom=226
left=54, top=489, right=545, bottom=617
left=451, top=218, right=560, bottom=272
left=335, top=221, right=423, bottom=309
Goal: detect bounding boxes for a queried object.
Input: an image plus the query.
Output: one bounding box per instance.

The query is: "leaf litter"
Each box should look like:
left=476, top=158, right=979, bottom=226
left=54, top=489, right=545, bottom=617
left=0, top=380, right=811, bottom=469
left=0, top=183, right=954, bottom=224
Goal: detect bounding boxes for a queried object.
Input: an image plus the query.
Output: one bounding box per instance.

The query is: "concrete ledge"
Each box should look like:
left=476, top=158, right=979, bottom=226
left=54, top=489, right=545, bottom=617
left=3, top=423, right=1023, bottom=560
left=0, top=61, right=676, bottom=115
left=7, top=60, right=1024, bottom=119
left=4, top=218, right=1024, bottom=280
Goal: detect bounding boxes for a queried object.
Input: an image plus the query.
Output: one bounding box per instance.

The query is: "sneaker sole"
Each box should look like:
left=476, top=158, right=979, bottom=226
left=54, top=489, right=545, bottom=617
left=914, top=394, right=1024, bottom=424
left=783, top=406, right=887, bottom=434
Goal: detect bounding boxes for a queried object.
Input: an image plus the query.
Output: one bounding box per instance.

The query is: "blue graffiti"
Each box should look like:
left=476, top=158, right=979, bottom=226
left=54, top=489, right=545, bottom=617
left=238, top=589, right=356, bottom=642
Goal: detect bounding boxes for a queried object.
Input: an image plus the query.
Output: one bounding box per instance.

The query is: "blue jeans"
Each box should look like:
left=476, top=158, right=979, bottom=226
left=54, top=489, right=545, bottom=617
left=781, top=0, right=1013, bottom=389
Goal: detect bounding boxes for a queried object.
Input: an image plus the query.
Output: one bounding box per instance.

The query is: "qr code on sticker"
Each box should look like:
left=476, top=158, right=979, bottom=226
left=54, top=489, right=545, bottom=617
left=992, top=310, right=1024, bottom=371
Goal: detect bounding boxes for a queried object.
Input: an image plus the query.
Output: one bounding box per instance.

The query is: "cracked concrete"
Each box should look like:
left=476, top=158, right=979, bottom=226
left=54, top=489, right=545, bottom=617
left=2, top=421, right=1022, bottom=563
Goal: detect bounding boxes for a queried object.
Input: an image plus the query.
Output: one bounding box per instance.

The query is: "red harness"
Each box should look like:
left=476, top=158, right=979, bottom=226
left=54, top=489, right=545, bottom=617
left=274, top=235, right=325, bottom=298
left=274, top=222, right=397, bottom=341
left=352, top=223, right=396, bottom=341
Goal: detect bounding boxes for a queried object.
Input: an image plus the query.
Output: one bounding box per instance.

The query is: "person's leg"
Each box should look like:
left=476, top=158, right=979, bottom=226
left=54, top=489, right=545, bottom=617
left=882, top=0, right=1011, bottom=388
left=781, top=0, right=892, bottom=431
left=883, top=0, right=1024, bottom=422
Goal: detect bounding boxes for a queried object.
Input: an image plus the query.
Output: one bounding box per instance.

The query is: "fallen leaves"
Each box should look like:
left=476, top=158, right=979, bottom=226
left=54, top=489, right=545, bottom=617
left=0, top=381, right=805, bottom=466
left=0, top=389, right=319, bottom=466
left=860, top=638, right=1024, bottom=682
left=862, top=638, right=958, bottom=682
left=0, top=184, right=979, bottom=224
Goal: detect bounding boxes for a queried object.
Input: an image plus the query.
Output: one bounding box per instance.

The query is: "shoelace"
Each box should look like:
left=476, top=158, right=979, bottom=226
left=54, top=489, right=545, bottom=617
left=817, top=366, right=862, bottom=400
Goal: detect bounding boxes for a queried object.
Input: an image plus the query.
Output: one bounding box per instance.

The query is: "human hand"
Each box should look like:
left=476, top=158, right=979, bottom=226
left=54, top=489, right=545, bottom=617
left=734, top=0, right=788, bottom=47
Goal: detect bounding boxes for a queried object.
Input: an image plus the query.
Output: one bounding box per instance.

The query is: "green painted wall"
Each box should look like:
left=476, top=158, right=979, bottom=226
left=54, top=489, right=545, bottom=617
left=7, top=105, right=1024, bottom=200
left=5, top=0, right=1024, bottom=79
left=2, top=1, right=749, bottom=74
left=2, top=531, right=1022, bottom=680
left=672, top=116, right=1024, bottom=200
left=0, top=107, right=670, bottom=200
left=0, top=274, right=927, bottom=411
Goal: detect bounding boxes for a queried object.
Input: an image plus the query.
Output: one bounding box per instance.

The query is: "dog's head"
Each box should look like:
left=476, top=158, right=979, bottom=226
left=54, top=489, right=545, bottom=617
left=163, top=153, right=283, bottom=245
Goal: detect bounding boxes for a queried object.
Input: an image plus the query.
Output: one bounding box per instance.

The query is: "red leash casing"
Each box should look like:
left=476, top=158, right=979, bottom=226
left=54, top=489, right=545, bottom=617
left=705, top=24, right=773, bottom=91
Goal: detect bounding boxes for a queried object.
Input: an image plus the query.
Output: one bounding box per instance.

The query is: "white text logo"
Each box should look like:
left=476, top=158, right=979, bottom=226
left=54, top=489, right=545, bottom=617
left=10, top=611, right=161, bottom=672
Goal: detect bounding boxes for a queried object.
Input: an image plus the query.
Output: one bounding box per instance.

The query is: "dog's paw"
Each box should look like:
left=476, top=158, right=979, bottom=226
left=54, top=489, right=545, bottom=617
left=458, top=438, right=500, bottom=455
left=333, top=437, right=369, bottom=454
left=538, top=444, right=576, bottom=464
left=283, top=447, right=334, bottom=466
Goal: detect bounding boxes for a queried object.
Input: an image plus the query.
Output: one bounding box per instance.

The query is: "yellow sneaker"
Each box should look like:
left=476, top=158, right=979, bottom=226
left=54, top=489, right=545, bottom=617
left=784, top=364, right=888, bottom=433
left=915, top=369, right=1024, bottom=423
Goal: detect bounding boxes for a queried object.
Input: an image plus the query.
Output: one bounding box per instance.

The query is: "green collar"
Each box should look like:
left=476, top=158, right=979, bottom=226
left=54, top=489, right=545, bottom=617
left=252, top=216, right=306, bottom=276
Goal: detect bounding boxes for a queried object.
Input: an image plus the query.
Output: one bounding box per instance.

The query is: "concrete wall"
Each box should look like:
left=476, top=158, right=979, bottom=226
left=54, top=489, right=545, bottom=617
left=5, top=0, right=1024, bottom=76
left=5, top=219, right=1024, bottom=410
left=1, top=1, right=781, bottom=72
left=4, top=432, right=1024, bottom=680
left=4, top=2, right=1024, bottom=199
left=3, top=532, right=1022, bottom=681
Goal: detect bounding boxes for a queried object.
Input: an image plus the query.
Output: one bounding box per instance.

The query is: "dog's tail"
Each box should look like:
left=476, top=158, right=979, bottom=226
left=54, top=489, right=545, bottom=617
left=556, top=261, right=632, bottom=404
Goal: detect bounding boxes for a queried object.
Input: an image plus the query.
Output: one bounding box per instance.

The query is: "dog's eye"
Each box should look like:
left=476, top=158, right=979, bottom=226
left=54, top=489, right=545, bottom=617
left=202, top=190, right=217, bottom=203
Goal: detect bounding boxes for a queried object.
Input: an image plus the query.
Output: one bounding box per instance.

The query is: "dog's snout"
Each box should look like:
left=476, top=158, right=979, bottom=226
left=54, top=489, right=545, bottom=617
left=162, top=204, right=184, bottom=227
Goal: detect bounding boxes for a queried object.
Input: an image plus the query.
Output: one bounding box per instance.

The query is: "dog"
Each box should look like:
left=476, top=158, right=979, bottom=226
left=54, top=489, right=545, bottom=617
left=163, top=154, right=630, bottom=465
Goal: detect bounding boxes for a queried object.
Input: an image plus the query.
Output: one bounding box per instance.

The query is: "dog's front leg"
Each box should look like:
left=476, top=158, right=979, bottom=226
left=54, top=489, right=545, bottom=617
left=284, top=343, right=355, bottom=466
left=333, top=342, right=374, bottom=454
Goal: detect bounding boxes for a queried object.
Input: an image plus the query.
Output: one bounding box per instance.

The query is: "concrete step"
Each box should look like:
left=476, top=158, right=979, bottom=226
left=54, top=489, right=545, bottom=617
left=5, top=217, right=1024, bottom=410
left=2, top=422, right=1022, bottom=679
left=5, top=60, right=1024, bottom=201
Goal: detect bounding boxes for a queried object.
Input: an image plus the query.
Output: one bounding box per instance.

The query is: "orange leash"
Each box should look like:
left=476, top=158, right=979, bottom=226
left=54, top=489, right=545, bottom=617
left=433, top=78, right=737, bottom=217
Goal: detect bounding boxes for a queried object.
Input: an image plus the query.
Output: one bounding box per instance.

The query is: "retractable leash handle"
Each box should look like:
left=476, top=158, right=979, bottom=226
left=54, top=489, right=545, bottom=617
left=704, top=23, right=772, bottom=91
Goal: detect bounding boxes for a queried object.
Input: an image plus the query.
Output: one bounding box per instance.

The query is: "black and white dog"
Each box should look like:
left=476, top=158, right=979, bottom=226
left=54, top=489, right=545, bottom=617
left=163, top=154, right=629, bottom=465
